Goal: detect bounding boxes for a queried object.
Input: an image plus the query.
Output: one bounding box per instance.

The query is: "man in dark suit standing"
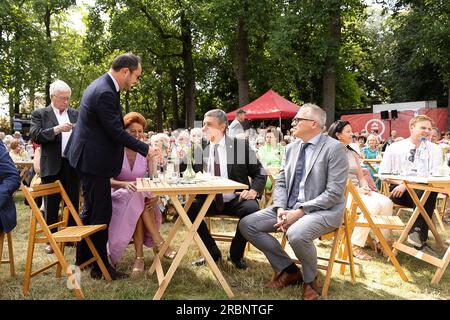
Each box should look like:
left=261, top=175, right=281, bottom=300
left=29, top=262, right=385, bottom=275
left=189, top=109, right=266, bottom=269
left=0, top=140, right=21, bottom=237
left=30, top=80, right=79, bottom=254
left=65, top=53, right=161, bottom=280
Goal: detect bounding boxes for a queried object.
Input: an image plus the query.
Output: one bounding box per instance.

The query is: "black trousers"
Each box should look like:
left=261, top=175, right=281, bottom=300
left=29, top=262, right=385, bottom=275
left=75, top=172, right=112, bottom=270
left=390, top=185, right=437, bottom=242
left=187, top=195, right=260, bottom=260
left=41, top=158, right=80, bottom=231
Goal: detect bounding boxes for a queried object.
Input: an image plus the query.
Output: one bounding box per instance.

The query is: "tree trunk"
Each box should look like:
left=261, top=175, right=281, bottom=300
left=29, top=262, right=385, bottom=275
left=170, top=67, right=179, bottom=130
left=236, top=1, right=249, bottom=107
left=156, top=68, right=164, bottom=132
left=44, top=5, right=52, bottom=107
left=181, top=11, right=195, bottom=129
left=322, top=9, right=341, bottom=128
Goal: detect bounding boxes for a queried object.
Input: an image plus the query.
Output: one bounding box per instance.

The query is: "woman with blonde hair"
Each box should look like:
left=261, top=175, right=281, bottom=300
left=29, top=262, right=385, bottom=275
left=9, top=139, right=30, bottom=162
left=108, top=112, right=176, bottom=277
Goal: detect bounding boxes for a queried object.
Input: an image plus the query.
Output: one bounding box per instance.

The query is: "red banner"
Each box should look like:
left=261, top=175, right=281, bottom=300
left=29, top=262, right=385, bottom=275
left=341, top=108, right=448, bottom=139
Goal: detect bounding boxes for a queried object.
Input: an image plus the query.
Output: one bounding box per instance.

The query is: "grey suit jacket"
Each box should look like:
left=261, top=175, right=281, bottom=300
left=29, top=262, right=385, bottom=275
left=272, top=134, right=349, bottom=228
left=30, top=105, right=78, bottom=178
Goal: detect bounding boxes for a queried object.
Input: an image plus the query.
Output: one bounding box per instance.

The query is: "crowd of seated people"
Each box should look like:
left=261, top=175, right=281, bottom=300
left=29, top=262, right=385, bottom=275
left=5, top=86, right=450, bottom=301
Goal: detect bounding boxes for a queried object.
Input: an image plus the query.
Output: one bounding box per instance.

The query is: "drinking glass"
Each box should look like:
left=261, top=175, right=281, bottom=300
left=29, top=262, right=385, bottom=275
left=390, top=153, right=401, bottom=175
left=157, top=157, right=167, bottom=182
left=167, top=158, right=180, bottom=183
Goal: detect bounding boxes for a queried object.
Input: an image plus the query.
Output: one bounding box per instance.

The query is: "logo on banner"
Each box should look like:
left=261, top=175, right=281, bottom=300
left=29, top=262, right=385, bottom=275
left=364, top=119, right=385, bottom=136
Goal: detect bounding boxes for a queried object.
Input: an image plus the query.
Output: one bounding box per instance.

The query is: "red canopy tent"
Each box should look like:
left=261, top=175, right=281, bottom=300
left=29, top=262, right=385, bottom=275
left=227, top=89, right=300, bottom=124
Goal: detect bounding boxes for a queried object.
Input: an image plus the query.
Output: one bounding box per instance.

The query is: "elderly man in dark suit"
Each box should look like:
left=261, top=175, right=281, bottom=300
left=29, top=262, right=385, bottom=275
left=240, top=104, right=349, bottom=300
left=65, top=53, right=161, bottom=280
left=30, top=80, right=79, bottom=254
left=0, top=141, right=21, bottom=238
left=188, top=109, right=266, bottom=270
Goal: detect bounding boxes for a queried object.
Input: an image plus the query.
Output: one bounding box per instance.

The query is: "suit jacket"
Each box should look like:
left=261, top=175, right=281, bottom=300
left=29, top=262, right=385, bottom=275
left=273, top=134, right=349, bottom=228
left=65, top=74, right=149, bottom=178
left=0, top=141, right=21, bottom=232
left=192, top=135, right=266, bottom=197
left=30, top=105, right=78, bottom=178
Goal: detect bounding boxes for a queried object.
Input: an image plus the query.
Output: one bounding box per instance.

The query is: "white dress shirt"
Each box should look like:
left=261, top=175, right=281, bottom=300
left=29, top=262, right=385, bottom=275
left=107, top=72, right=120, bottom=92
left=208, top=136, right=236, bottom=202
left=51, top=105, right=72, bottom=156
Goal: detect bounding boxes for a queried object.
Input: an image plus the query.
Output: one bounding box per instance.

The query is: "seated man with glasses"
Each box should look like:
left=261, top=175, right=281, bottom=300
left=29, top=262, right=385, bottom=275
left=240, top=104, right=349, bottom=300
left=379, top=115, right=441, bottom=257
left=30, top=80, right=80, bottom=254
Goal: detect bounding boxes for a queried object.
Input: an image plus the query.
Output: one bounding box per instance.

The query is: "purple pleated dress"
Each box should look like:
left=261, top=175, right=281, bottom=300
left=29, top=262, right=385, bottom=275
left=107, top=152, right=162, bottom=265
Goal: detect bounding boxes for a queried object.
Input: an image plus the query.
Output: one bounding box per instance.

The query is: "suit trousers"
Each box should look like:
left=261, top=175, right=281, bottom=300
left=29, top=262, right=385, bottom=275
left=239, top=207, right=335, bottom=283
left=389, top=185, right=437, bottom=242
left=187, top=196, right=260, bottom=260
left=75, top=172, right=112, bottom=269
left=41, top=158, right=80, bottom=232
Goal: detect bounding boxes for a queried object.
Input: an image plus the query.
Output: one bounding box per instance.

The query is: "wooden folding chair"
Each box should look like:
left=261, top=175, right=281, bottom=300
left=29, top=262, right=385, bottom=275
left=206, top=215, right=251, bottom=252
left=274, top=180, right=356, bottom=298
left=0, top=231, right=15, bottom=277
left=346, top=181, right=408, bottom=281
left=21, top=181, right=112, bottom=299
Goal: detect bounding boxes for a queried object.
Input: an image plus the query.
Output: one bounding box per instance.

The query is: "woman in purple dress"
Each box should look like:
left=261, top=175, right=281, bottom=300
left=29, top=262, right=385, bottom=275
left=107, top=112, right=176, bottom=278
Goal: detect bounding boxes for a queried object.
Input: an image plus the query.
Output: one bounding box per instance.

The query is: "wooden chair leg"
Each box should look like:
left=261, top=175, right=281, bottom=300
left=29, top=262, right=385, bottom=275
left=85, top=236, right=112, bottom=282
left=322, top=229, right=342, bottom=298
left=339, top=234, right=348, bottom=275
left=6, top=232, right=15, bottom=276
left=55, top=243, right=66, bottom=278
left=367, top=234, right=377, bottom=252
left=23, top=219, right=37, bottom=296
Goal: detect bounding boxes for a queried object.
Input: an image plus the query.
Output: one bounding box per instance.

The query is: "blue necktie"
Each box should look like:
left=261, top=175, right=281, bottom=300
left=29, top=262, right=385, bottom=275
left=287, top=142, right=310, bottom=209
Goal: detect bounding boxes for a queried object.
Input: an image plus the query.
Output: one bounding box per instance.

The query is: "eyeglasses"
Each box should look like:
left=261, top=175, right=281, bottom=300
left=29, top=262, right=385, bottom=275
left=408, top=148, right=416, bottom=162
left=53, top=95, right=70, bottom=102
left=292, top=117, right=315, bottom=125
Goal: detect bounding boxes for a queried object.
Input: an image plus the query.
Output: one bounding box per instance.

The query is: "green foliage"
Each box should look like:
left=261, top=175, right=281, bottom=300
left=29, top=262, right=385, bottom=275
left=0, top=116, right=11, bottom=132
left=1, top=0, right=449, bottom=130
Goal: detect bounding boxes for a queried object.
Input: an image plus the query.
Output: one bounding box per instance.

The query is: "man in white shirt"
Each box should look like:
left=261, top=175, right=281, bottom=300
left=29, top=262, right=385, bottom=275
left=30, top=80, right=80, bottom=253
left=228, top=108, right=247, bottom=138
left=379, top=115, right=441, bottom=256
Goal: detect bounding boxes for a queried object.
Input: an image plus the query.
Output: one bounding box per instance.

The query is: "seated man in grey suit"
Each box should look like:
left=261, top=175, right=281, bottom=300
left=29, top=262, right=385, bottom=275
left=239, top=104, right=348, bottom=300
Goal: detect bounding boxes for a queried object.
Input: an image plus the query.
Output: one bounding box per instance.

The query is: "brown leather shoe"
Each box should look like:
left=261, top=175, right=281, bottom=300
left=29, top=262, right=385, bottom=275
left=302, top=278, right=321, bottom=300
left=264, top=270, right=303, bottom=289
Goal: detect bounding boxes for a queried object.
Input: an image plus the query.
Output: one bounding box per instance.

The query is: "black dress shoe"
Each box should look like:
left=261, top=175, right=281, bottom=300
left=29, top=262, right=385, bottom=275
left=90, top=266, right=129, bottom=280
left=228, top=256, right=248, bottom=270
left=191, top=254, right=221, bottom=267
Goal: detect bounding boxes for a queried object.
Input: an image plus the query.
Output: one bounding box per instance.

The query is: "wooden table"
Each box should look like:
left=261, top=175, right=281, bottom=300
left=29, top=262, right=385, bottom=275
left=377, top=174, right=450, bottom=284
left=136, top=177, right=248, bottom=300
left=14, top=160, right=33, bottom=184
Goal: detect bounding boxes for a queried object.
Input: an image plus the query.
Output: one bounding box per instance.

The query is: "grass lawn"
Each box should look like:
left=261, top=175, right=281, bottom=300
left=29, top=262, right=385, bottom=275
left=1, top=193, right=449, bottom=300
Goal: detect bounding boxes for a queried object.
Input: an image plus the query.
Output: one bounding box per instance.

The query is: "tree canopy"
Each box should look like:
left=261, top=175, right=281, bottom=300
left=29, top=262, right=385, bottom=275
left=1, top=0, right=448, bottom=131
